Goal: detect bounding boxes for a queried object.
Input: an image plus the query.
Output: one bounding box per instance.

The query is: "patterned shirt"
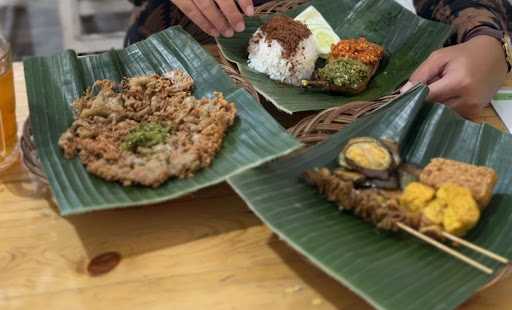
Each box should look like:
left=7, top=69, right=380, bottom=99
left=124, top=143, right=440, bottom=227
left=126, top=0, right=512, bottom=45
left=414, top=0, right=512, bottom=43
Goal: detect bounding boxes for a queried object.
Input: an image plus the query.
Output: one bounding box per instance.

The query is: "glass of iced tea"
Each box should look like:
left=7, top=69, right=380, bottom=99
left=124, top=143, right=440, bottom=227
left=0, top=34, right=18, bottom=171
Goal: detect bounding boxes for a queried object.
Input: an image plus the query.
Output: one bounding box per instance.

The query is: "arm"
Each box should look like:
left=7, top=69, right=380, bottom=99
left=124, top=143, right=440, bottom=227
left=402, top=1, right=511, bottom=118
left=414, top=0, right=511, bottom=43
left=128, top=0, right=146, bottom=6
left=171, top=0, right=254, bottom=37
left=128, top=0, right=255, bottom=37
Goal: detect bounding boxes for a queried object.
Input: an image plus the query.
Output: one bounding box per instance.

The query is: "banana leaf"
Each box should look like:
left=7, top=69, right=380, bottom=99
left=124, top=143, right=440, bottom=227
left=217, top=0, right=452, bottom=113
left=23, top=27, right=301, bottom=215
left=228, top=85, right=512, bottom=310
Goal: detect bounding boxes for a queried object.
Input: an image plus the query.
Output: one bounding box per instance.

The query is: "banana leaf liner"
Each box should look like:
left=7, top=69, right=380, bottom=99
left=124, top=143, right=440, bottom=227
left=217, top=0, right=452, bottom=113
left=23, top=26, right=301, bottom=215
left=227, top=84, right=512, bottom=310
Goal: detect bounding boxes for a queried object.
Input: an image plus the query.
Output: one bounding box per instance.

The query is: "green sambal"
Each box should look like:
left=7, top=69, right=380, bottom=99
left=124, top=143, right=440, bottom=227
left=121, top=122, right=170, bottom=152
left=318, top=58, right=370, bottom=89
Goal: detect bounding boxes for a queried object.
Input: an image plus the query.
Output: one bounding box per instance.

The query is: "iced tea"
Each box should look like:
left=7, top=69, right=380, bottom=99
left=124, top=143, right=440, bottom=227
left=0, top=37, right=18, bottom=171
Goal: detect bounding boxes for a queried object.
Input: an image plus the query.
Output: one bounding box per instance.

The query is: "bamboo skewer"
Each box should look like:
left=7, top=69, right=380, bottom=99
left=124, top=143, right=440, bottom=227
left=396, top=223, right=494, bottom=275
left=441, top=232, right=509, bottom=264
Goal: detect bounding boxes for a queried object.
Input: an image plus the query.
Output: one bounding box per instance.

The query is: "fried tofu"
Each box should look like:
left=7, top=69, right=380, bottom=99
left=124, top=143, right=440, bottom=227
left=399, top=182, right=435, bottom=212
left=434, top=184, right=480, bottom=236
left=401, top=182, right=481, bottom=236
left=419, top=158, right=497, bottom=209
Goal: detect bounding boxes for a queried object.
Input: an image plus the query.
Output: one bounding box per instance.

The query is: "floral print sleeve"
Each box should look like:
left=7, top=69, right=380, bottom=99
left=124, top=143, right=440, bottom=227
left=414, top=0, right=512, bottom=43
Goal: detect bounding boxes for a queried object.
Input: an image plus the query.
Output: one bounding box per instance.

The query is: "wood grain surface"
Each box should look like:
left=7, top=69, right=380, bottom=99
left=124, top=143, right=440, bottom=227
left=0, top=61, right=510, bottom=310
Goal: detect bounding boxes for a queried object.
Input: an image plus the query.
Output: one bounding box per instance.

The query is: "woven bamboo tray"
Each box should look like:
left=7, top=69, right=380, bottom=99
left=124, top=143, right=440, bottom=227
left=21, top=0, right=511, bottom=295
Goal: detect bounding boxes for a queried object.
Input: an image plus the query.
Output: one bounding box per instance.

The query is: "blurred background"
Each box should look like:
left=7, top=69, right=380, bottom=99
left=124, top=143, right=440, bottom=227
left=0, top=0, right=133, bottom=60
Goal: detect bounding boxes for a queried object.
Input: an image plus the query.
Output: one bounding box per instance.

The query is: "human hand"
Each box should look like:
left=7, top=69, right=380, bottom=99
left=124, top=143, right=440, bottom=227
left=401, top=36, right=508, bottom=118
left=171, top=0, right=254, bottom=38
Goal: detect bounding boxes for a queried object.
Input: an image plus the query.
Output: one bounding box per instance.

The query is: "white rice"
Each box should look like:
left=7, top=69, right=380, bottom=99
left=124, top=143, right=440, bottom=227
left=247, top=29, right=319, bottom=86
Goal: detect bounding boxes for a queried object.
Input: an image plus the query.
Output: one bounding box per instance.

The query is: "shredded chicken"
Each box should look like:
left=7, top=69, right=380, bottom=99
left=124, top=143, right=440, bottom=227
left=58, top=70, right=237, bottom=187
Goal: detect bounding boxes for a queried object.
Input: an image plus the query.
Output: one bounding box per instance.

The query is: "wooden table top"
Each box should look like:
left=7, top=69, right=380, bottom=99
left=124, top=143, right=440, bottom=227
left=1, top=61, right=510, bottom=310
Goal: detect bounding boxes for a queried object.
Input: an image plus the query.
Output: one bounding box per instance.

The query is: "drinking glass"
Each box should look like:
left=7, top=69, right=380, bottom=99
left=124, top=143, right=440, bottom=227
left=0, top=34, right=18, bottom=171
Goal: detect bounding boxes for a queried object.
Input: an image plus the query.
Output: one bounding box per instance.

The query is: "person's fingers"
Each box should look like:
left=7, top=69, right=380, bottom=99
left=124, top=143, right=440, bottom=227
left=192, top=0, right=233, bottom=37
left=426, top=74, right=442, bottom=85
left=441, top=97, right=460, bottom=108
left=399, top=81, right=415, bottom=93
left=237, top=0, right=255, bottom=16
left=401, top=51, right=450, bottom=95
left=443, top=97, right=482, bottom=119
left=426, top=58, right=476, bottom=104
left=426, top=75, right=461, bottom=103
left=409, top=51, right=449, bottom=84
left=399, top=73, right=444, bottom=94
left=215, top=0, right=245, bottom=32
left=400, top=53, right=448, bottom=94
left=174, top=1, right=219, bottom=37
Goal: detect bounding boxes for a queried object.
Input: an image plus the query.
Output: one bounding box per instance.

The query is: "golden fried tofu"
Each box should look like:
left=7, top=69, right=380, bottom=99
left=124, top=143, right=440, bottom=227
left=420, top=158, right=497, bottom=209
left=399, top=182, right=436, bottom=212
left=423, top=183, right=480, bottom=236
left=400, top=181, right=480, bottom=236
left=422, top=199, right=445, bottom=225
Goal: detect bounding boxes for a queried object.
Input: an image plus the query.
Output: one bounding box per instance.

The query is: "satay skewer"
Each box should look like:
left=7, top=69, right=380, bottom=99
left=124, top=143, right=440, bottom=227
left=440, top=232, right=509, bottom=264
left=304, top=160, right=508, bottom=274
left=396, top=222, right=494, bottom=275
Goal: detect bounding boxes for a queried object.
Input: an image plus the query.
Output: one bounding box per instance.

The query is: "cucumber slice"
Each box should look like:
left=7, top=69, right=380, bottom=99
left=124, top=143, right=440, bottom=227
left=295, top=6, right=340, bottom=58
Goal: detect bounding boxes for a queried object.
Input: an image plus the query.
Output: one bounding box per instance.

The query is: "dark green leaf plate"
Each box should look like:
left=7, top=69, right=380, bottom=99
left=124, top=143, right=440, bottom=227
left=217, top=0, right=452, bottom=113
left=228, top=85, right=512, bottom=310
left=24, top=27, right=301, bottom=215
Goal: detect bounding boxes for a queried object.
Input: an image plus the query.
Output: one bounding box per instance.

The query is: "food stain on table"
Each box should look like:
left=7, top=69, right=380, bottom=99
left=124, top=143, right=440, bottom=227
left=87, top=251, right=122, bottom=276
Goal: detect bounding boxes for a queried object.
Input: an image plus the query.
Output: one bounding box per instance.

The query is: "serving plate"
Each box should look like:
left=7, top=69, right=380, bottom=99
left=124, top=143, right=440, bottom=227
left=217, top=0, right=451, bottom=113
left=228, top=85, right=512, bottom=310
left=24, top=27, right=301, bottom=215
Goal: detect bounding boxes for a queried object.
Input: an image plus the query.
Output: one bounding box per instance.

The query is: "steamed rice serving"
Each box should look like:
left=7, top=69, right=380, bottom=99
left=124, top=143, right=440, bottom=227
left=248, top=16, right=319, bottom=86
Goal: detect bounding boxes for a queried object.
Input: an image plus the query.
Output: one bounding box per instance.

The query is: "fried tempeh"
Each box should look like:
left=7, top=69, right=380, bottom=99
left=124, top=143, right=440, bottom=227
left=419, top=158, right=498, bottom=209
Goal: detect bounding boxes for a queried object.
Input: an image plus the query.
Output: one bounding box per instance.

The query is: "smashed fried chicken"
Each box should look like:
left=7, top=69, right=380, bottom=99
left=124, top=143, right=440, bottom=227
left=58, top=70, right=237, bottom=187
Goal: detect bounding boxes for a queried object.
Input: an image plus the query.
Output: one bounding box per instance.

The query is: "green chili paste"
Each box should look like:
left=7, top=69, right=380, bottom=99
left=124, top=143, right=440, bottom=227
left=121, top=123, right=169, bottom=152
left=318, top=58, right=370, bottom=89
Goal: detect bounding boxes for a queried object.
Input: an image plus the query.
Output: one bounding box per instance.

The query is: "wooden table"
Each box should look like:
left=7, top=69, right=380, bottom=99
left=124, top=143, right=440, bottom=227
left=1, top=62, right=510, bottom=310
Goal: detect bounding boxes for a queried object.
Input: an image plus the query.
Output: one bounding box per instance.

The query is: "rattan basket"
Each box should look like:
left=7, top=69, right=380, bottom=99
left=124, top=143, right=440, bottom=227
left=287, top=94, right=397, bottom=145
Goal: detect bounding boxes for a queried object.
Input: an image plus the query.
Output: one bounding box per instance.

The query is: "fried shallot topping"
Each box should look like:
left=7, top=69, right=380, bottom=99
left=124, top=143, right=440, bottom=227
left=329, top=37, right=384, bottom=65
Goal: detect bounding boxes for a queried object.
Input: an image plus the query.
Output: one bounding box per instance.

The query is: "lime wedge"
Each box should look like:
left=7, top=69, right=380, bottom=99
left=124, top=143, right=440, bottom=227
left=312, top=28, right=337, bottom=56
left=295, top=6, right=340, bottom=58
